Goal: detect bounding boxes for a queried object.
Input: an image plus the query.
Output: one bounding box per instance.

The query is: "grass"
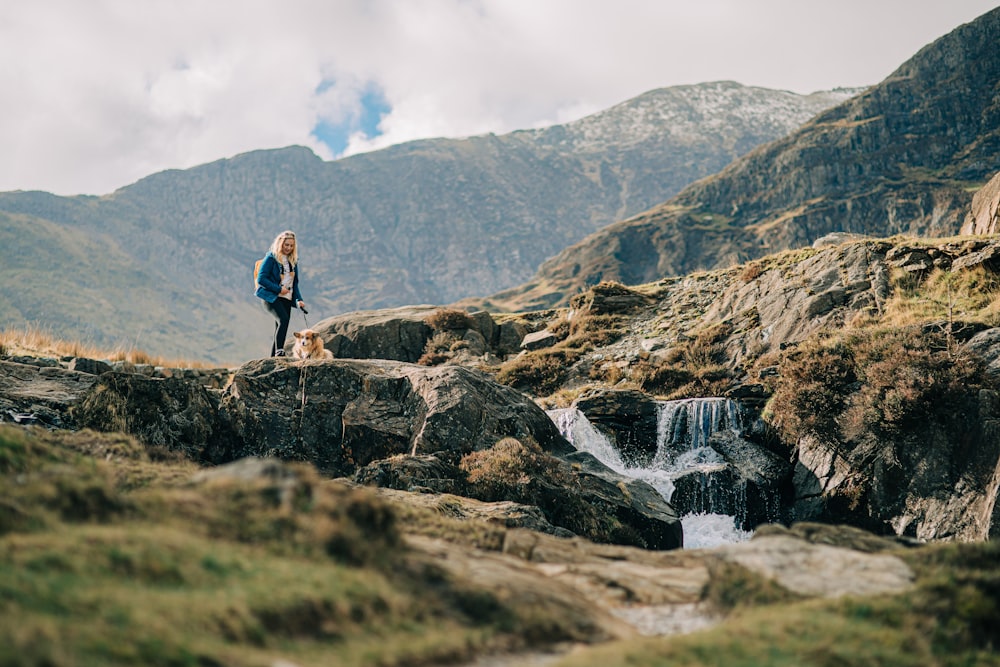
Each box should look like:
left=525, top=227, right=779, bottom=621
left=0, top=425, right=581, bottom=666
left=0, top=323, right=219, bottom=369
left=882, top=265, right=1000, bottom=330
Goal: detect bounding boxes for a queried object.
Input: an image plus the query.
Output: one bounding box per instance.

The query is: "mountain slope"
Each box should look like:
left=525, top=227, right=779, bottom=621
left=0, top=83, right=849, bottom=363
left=485, top=6, right=1000, bottom=311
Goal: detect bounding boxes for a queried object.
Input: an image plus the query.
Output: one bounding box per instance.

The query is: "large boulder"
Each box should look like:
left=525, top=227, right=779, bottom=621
left=218, top=357, right=574, bottom=477
left=791, top=389, right=1000, bottom=541
left=71, top=372, right=229, bottom=462
left=563, top=450, right=683, bottom=550
left=961, top=170, right=1000, bottom=236
left=573, top=389, right=659, bottom=466
left=314, top=306, right=437, bottom=362
left=310, top=305, right=523, bottom=362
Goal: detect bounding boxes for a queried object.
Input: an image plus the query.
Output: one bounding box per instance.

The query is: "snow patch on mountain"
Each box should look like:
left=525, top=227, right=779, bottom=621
left=513, top=81, right=864, bottom=152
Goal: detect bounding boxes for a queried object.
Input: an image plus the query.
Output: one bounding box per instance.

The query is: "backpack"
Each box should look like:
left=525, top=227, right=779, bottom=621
left=253, top=258, right=264, bottom=288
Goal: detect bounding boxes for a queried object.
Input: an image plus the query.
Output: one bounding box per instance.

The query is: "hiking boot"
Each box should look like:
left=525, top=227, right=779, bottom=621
left=274, top=350, right=286, bottom=357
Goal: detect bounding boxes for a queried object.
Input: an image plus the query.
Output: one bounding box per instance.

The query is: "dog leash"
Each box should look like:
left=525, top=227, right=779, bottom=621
left=300, top=306, right=310, bottom=328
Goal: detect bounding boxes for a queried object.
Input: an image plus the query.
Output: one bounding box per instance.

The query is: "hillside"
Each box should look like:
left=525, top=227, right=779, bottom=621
left=483, top=6, right=1000, bottom=311
left=0, top=83, right=847, bottom=364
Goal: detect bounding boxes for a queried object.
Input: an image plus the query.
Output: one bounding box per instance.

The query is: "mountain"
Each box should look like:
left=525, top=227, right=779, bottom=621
left=0, top=82, right=852, bottom=363
left=483, top=7, right=1000, bottom=311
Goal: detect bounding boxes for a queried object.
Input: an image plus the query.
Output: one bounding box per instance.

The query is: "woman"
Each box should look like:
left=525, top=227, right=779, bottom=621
left=255, top=230, right=309, bottom=357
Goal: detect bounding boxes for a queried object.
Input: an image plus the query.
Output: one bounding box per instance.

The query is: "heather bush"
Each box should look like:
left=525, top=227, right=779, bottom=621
left=418, top=331, right=461, bottom=366
left=460, top=437, right=569, bottom=499
left=766, top=336, right=857, bottom=442
left=767, top=327, right=987, bottom=448
left=495, top=348, right=585, bottom=396
left=425, top=308, right=474, bottom=331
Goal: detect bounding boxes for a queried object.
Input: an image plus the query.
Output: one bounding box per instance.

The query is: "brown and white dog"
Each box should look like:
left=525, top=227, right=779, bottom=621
left=292, top=329, right=333, bottom=360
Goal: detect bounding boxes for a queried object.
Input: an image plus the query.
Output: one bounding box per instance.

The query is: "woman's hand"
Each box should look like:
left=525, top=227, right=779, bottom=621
left=298, top=300, right=308, bottom=313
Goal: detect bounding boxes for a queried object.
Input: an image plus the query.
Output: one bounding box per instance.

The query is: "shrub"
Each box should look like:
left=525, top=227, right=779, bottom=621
left=546, top=315, right=571, bottom=341
left=459, top=438, right=629, bottom=544
left=460, top=438, right=568, bottom=499
left=418, top=331, right=460, bottom=366
left=840, top=328, right=985, bottom=441
left=425, top=308, right=474, bottom=331
left=566, top=313, right=627, bottom=348
left=766, top=336, right=857, bottom=442
left=740, top=261, right=764, bottom=282
left=495, top=348, right=584, bottom=396
left=767, top=327, right=987, bottom=448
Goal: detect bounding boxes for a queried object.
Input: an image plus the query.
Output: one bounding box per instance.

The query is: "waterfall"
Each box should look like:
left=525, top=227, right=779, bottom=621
left=548, top=399, right=756, bottom=548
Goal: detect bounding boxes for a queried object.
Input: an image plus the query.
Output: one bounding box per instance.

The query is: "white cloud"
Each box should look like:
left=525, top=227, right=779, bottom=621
left=0, top=0, right=995, bottom=195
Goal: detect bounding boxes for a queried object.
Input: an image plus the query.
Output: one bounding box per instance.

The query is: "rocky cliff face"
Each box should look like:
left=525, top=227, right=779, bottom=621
left=491, top=7, right=1000, bottom=311
left=458, top=236, right=1000, bottom=542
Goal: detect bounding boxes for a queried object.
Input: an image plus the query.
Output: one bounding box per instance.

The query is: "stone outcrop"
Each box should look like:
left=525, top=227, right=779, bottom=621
left=218, top=358, right=573, bottom=474
left=71, top=371, right=230, bottom=462
left=0, top=359, right=98, bottom=429
left=218, top=357, right=682, bottom=549
left=572, top=389, right=659, bottom=465
left=791, top=388, right=1000, bottom=541
left=961, top=170, right=1000, bottom=235
left=312, top=305, right=525, bottom=362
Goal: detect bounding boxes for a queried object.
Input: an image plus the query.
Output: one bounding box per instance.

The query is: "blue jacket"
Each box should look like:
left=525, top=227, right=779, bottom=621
left=254, top=252, right=303, bottom=305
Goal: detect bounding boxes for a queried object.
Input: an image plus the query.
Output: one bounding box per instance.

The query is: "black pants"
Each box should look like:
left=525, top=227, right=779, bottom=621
left=263, top=297, right=294, bottom=357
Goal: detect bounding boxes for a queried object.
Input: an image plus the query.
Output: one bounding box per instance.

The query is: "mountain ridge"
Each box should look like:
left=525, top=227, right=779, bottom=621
left=0, top=81, right=851, bottom=363
left=482, top=6, right=1000, bottom=311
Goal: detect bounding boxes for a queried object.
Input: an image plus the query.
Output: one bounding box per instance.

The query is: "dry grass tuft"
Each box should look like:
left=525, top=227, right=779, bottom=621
left=0, top=324, right=216, bottom=369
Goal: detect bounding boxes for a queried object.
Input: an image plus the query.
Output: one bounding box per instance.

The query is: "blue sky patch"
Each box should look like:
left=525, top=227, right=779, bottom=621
left=312, top=83, right=391, bottom=156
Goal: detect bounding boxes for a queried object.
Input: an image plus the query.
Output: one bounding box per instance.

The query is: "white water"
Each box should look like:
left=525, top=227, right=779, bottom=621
left=548, top=399, right=755, bottom=548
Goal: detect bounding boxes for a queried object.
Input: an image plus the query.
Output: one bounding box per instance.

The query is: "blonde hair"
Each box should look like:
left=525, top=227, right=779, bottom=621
left=269, top=230, right=299, bottom=265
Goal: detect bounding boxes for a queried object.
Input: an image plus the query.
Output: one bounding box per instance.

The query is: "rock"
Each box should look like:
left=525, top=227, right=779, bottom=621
left=354, top=453, right=468, bottom=496
left=790, top=389, right=1000, bottom=541
left=219, top=358, right=683, bottom=549
left=311, top=305, right=518, bottom=362
left=570, top=281, right=654, bottom=315
left=376, top=486, right=576, bottom=537
left=812, top=232, right=868, bottom=248
left=697, top=241, right=892, bottom=368
left=0, top=359, right=99, bottom=428
left=965, top=327, right=1000, bottom=379
left=709, top=430, right=792, bottom=528
left=71, top=371, right=229, bottom=462
left=573, top=389, right=659, bottom=466
left=315, top=305, right=437, bottom=362
left=961, top=170, right=1000, bottom=235
left=520, top=329, right=558, bottom=351
left=563, top=450, right=683, bottom=550
left=886, top=246, right=934, bottom=271
left=219, top=357, right=575, bottom=478
left=950, top=240, right=1000, bottom=272
left=497, top=319, right=529, bottom=355
left=189, top=456, right=307, bottom=508
left=406, top=533, right=638, bottom=643
left=67, top=357, right=114, bottom=375
left=712, top=531, right=914, bottom=599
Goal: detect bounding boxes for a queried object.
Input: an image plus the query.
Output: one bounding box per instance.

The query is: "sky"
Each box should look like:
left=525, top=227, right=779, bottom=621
left=1, top=0, right=997, bottom=196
